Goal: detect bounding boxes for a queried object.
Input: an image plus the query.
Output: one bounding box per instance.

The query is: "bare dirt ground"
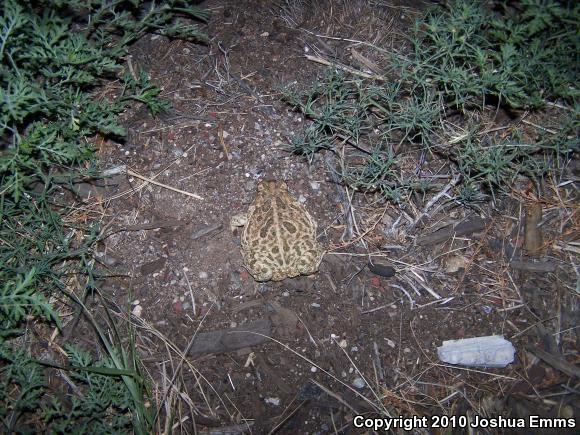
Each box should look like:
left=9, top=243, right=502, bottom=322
left=88, top=1, right=578, bottom=433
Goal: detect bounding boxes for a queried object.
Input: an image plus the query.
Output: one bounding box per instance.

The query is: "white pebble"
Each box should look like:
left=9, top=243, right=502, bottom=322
left=352, top=378, right=366, bottom=389
left=131, top=304, right=143, bottom=318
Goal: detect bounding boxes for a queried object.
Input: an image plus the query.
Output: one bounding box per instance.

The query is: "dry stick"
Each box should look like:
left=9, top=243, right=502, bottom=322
left=151, top=303, right=217, bottom=426
left=229, top=330, right=389, bottom=416
left=409, top=172, right=462, bottom=231
left=126, top=168, right=203, bottom=200
left=330, top=205, right=388, bottom=252
left=304, top=54, right=388, bottom=81
left=268, top=398, right=307, bottom=435
left=526, top=346, right=580, bottom=379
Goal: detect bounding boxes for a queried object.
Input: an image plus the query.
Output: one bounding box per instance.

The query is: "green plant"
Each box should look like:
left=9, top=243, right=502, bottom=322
left=283, top=0, right=578, bottom=202
left=405, top=0, right=579, bottom=110
left=0, top=0, right=207, bottom=432
left=0, top=342, right=148, bottom=434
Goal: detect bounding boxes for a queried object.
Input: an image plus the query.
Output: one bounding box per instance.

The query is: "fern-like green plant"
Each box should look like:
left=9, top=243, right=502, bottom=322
left=0, top=0, right=208, bottom=432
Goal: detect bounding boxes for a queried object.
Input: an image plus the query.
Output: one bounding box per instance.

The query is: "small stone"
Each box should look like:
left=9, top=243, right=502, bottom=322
left=385, top=339, right=396, bottom=348
left=282, top=291, right=290, bottom=297
left=445, top=255, right=468, bottom=273
left=198, top=271, right=209, bottom=279
left=368, top=262, right=396, bottom=278
left=311, top=303, right=320, bottom=308
left=131, top=304, right=143, bottom=318
left=310, top=366, right=317, bottom=373
left=309, top=181, right=320, bottom=190
left=260, top=31, right=269, bottom=37
left=352, top=378, right=366, bottom=389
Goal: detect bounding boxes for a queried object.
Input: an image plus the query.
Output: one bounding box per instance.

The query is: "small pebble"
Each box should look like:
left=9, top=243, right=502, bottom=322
left=131, top=304, right=143, bottom=318
left=368, top=262, right=396, bottom=278
left=352, top=378, right=366, bottom=389
left=198, top=271, right=209, bottom=279
left=310, top=366, right=317, bottom=373
left=311, top=302, right=320, bottom=308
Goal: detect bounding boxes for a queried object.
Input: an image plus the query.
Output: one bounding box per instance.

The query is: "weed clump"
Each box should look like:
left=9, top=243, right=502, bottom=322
left=283, top=0, right=578, bottom=200
left=0, top=0, right=206, bottom=432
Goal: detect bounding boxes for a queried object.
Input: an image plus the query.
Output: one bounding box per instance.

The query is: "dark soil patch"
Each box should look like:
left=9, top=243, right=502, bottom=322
left=89, top=1, right=579, bottom=433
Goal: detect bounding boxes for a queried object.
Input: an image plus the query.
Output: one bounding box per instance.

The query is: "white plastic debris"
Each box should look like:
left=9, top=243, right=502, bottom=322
left=437, top=335, right=515, bottom=368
